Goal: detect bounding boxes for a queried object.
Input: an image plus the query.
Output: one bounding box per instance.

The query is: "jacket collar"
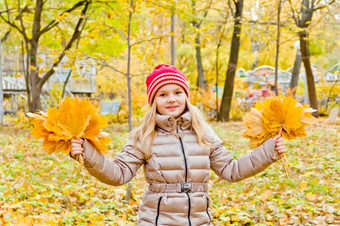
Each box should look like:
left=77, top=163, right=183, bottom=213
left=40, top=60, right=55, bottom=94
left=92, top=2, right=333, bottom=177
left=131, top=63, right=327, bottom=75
left=155, top=111, right=192, bottom=133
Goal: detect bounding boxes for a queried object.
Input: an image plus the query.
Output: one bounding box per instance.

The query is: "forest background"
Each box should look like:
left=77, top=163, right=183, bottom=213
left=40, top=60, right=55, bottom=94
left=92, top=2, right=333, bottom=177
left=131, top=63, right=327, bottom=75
left=0, top=0, right=339, bottom=225
left=0, top=0, right=339, bottom=124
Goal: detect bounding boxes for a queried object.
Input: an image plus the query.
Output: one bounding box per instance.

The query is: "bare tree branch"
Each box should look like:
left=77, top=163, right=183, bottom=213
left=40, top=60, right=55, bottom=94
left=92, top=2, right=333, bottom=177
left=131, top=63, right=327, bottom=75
left=288, top=0, right=300, bottom=25
left=130, top=72, right=148, bottom=78
left=279, top=36, right=297, bottom=46
left=248, top=20, right=288, bottom=27
left=80, top=54, right=127, bottom=76
left=38, top=0, right=91, bottom=87
left=0, top=2, right=24, bottom=35
left=18, top=0, right=29, bottom=42
left=0, top=15, right=24, bottom=36
left=97, top=60, right=127, bottom=76
left=101, top=22, right=127, bottom=40
left=228, top=0, right=235, bottom=18
left=5, top=0, right=11, bottom=22
left=197, top=0, right=213, bottom=27
left=1, top=30, right=11, bottom=42
left=314, top=0, right=335, bottom=11
left=39, top=0, right=88, bottom=36
left=15, top=4, right=32, bottom=20
left=131, top=35, right=169, bottom=47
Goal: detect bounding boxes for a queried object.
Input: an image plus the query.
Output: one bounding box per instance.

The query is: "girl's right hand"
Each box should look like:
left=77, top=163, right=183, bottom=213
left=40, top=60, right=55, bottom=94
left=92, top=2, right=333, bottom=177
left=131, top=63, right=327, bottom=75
left=70, top=138, right=84, bottom=157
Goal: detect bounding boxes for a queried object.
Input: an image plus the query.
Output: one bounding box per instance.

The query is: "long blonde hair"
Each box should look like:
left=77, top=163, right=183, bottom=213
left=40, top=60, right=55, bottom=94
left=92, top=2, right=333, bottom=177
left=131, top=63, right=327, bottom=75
left=130, top=97, right=214, bottom=159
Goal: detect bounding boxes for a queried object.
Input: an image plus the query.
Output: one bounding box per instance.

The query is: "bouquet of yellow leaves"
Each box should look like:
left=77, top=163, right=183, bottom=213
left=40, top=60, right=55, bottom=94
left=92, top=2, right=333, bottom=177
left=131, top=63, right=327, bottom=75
left=242, top=96, right=316, bottom=146
left=27, top=97, right=111, bottom=158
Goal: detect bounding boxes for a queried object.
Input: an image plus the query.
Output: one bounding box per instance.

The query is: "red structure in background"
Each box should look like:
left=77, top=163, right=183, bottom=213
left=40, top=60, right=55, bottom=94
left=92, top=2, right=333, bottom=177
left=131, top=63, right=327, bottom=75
left=248, top=88, right=271, bottom=98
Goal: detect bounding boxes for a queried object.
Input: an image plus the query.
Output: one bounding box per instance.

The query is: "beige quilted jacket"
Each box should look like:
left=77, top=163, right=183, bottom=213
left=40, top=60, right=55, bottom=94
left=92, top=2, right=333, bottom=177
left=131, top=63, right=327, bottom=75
left=80, top=111, right=279, bottom=225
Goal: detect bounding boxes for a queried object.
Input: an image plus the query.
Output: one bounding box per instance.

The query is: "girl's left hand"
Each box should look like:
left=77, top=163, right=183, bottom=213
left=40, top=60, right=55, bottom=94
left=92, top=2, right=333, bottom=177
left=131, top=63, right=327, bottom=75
left=273, top=133, right=286, bottom=155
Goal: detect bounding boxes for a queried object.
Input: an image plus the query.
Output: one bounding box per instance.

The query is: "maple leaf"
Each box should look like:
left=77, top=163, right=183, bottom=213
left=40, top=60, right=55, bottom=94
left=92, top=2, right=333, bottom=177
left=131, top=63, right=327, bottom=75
left=28, top=97, right=111, bottom=154
left=242, top=96, right=315, bottom=146
left=242, top=108, right=271, bottom=146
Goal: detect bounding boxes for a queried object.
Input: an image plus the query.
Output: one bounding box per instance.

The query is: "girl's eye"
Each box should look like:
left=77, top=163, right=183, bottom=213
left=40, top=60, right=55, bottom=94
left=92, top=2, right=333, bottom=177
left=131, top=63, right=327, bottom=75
left=176, top=91, right=182, bottom=95
left=159, top=93, right=166, bottom=97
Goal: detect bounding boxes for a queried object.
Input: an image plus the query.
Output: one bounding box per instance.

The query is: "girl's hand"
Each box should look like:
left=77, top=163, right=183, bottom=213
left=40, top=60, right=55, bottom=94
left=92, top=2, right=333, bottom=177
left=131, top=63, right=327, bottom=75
left=70, top=138, right=84, bottom=157
left=273, top=131, right=286, bottom=155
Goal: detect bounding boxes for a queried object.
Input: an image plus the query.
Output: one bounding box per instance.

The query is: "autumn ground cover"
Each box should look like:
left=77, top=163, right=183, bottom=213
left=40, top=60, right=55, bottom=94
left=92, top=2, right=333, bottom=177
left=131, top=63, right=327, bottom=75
left=0, top=117, right=339, bottom=225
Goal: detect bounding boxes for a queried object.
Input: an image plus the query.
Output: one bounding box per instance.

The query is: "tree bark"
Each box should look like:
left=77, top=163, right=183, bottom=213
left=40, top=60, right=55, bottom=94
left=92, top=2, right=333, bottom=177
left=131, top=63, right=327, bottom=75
left=218, top=0, right=243, bottom=122
left=191, top=0, right=208, bottom=90
left=28, top=0, right=43, bottom=112
left=289, top=50, right=302, bottom=96
left=194, top=29, right=206, bottom=89
left=126, top=0, right=133, bottom=132
left=274, top=0, right=281, bottom=96
left=171, top=12, right=175, bottom=66
left=299, top=31, right=319, bottom=116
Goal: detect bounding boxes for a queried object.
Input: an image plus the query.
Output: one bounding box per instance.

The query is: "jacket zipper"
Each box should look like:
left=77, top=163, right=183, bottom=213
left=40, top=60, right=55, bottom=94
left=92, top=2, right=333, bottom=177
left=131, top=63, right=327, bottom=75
left=186, top=193, right=192, bottom=226
left=179, top=135, right=191, bottom=226
left=206, top=196, right=211, bottom=222
left=179, top=137, right=188, bottom=182
left=155, top=196, right=163, bottom=225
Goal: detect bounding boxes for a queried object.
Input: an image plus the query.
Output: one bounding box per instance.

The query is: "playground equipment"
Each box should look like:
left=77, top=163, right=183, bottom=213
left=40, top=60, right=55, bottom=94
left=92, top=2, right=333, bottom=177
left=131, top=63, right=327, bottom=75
left=238, top=64, right=339, bottom=104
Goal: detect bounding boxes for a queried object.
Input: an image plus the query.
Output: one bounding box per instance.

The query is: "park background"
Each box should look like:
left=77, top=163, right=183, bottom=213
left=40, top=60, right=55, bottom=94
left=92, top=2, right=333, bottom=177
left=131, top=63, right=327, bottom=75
left=0, top=0, right=339, bottom=225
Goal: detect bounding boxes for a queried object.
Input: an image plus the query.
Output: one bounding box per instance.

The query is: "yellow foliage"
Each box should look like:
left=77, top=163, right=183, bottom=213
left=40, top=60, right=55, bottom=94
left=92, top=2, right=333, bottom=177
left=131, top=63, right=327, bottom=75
left=190, top=88, right=216, bottom=120
left=242, top=96, right=316, bottom=146
left=28, top=97, right=111, bottom=153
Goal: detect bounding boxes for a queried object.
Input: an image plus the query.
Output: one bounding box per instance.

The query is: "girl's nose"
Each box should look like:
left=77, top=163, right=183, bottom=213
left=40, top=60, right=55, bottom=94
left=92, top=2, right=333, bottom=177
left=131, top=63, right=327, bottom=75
left=167, top=94, right=175, bottom=102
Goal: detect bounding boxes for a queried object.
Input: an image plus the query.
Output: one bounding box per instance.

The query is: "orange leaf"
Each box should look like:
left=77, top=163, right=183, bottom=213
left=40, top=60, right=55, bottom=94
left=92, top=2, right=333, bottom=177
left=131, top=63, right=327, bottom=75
left=242, top=96, right=316, bottom=146
left=28, top=97, right=111, bottom=153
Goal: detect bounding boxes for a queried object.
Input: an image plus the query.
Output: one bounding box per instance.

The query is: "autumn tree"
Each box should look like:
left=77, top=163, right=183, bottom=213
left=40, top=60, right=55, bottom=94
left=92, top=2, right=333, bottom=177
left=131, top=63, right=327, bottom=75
left=288, top=0, right=335, bottom=117
left=191, top=0, right=212, bottom=90
left=218, top=0, right=243, bottom=122
left=0, top=0, right=92, bottom=112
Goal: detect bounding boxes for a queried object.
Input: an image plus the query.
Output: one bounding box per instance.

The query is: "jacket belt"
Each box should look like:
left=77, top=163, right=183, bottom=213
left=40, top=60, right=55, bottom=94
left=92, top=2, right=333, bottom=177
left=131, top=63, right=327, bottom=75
left=148, top=182, right=208, bottom=193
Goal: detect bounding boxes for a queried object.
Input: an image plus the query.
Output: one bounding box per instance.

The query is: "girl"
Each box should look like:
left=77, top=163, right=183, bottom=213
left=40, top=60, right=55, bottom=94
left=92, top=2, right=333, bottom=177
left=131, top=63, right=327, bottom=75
left=70, top=64, right=286, bottom=225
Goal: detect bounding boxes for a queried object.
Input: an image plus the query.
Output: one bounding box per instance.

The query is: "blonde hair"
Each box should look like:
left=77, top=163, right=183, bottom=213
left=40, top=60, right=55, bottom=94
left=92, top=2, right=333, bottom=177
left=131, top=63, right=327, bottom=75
left=130, top=97, right=214, bottom=159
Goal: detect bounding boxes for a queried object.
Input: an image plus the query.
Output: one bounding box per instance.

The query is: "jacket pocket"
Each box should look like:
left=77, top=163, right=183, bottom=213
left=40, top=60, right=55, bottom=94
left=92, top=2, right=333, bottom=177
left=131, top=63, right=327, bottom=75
left=206, top=196, right=211, bottom=222
left=155, top=196, right=163, bottom=225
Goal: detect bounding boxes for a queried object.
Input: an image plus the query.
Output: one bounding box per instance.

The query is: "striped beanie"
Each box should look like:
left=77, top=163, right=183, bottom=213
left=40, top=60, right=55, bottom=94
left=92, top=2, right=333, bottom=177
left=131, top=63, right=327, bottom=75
left=146, top=64, right=189, bottom=105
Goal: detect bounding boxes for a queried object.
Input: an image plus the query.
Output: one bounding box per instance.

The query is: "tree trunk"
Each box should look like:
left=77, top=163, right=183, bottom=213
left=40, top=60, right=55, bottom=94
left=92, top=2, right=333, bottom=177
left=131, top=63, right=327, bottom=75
left=27, top=0, right=43, bottom=112
left=194, top=30, right=206, bottom=90
left=299, top=31, right=319, bottom=117
left=274, top=0, right=281, bottom=96
left=30, top=82, right=42, bottom=112
left=218, top=0, right=243, bottom=122
left=289, top=50, right=302, bottom=96
left=171, top=12, right=175, bottom=66
left=127, top=0, right=133, bottom=132
left=191, top=0, right=211, bottom=90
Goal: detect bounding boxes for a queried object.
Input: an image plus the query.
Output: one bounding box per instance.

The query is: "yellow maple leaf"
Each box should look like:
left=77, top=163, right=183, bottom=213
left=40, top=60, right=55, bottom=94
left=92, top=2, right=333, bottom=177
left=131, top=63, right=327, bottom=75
left=242, top=108, right=270, bottom=146
left=242, top=96, right=315, bottom=146
left=261, top=96, right=303, bottom=138
left=28, top=97, right=111, bottom=154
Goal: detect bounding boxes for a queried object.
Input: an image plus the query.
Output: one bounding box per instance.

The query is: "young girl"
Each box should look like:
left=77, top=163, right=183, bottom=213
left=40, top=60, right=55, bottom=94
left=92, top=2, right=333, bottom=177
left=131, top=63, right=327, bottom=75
left=70, top=64, right=286, bottom=225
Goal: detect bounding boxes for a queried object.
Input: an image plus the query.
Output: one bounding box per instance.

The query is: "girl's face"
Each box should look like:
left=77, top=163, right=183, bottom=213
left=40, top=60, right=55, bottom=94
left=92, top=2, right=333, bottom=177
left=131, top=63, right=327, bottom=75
left=155, top=84, right=186, bottom=118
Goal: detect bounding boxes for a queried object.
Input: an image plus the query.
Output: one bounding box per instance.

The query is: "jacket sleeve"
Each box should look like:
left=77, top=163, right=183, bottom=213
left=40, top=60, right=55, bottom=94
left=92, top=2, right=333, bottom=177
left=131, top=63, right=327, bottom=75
left=208, top=127, right=280, bottom=183
left=80, top=139, right=145, bottom=186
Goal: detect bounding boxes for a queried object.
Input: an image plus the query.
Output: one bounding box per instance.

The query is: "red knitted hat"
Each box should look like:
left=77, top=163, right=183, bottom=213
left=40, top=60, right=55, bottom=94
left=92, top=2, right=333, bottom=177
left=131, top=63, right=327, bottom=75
left=146, top=64, right=189, bottom=104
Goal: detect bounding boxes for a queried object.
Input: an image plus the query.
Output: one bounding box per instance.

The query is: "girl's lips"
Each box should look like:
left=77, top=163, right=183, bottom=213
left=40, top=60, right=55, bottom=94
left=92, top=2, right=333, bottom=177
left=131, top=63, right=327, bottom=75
left=166, top=106, right=178, bottom=109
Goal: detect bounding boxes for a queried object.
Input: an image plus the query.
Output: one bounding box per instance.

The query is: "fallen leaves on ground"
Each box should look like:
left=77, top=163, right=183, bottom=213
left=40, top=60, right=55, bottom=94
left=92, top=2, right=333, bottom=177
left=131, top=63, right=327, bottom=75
left=0, top=117, right=339, bottom=225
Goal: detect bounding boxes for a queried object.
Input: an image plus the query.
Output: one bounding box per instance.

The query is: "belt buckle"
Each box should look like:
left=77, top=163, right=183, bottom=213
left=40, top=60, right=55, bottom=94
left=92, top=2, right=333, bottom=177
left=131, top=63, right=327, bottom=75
left=181, top=182, right=192, bottom=193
